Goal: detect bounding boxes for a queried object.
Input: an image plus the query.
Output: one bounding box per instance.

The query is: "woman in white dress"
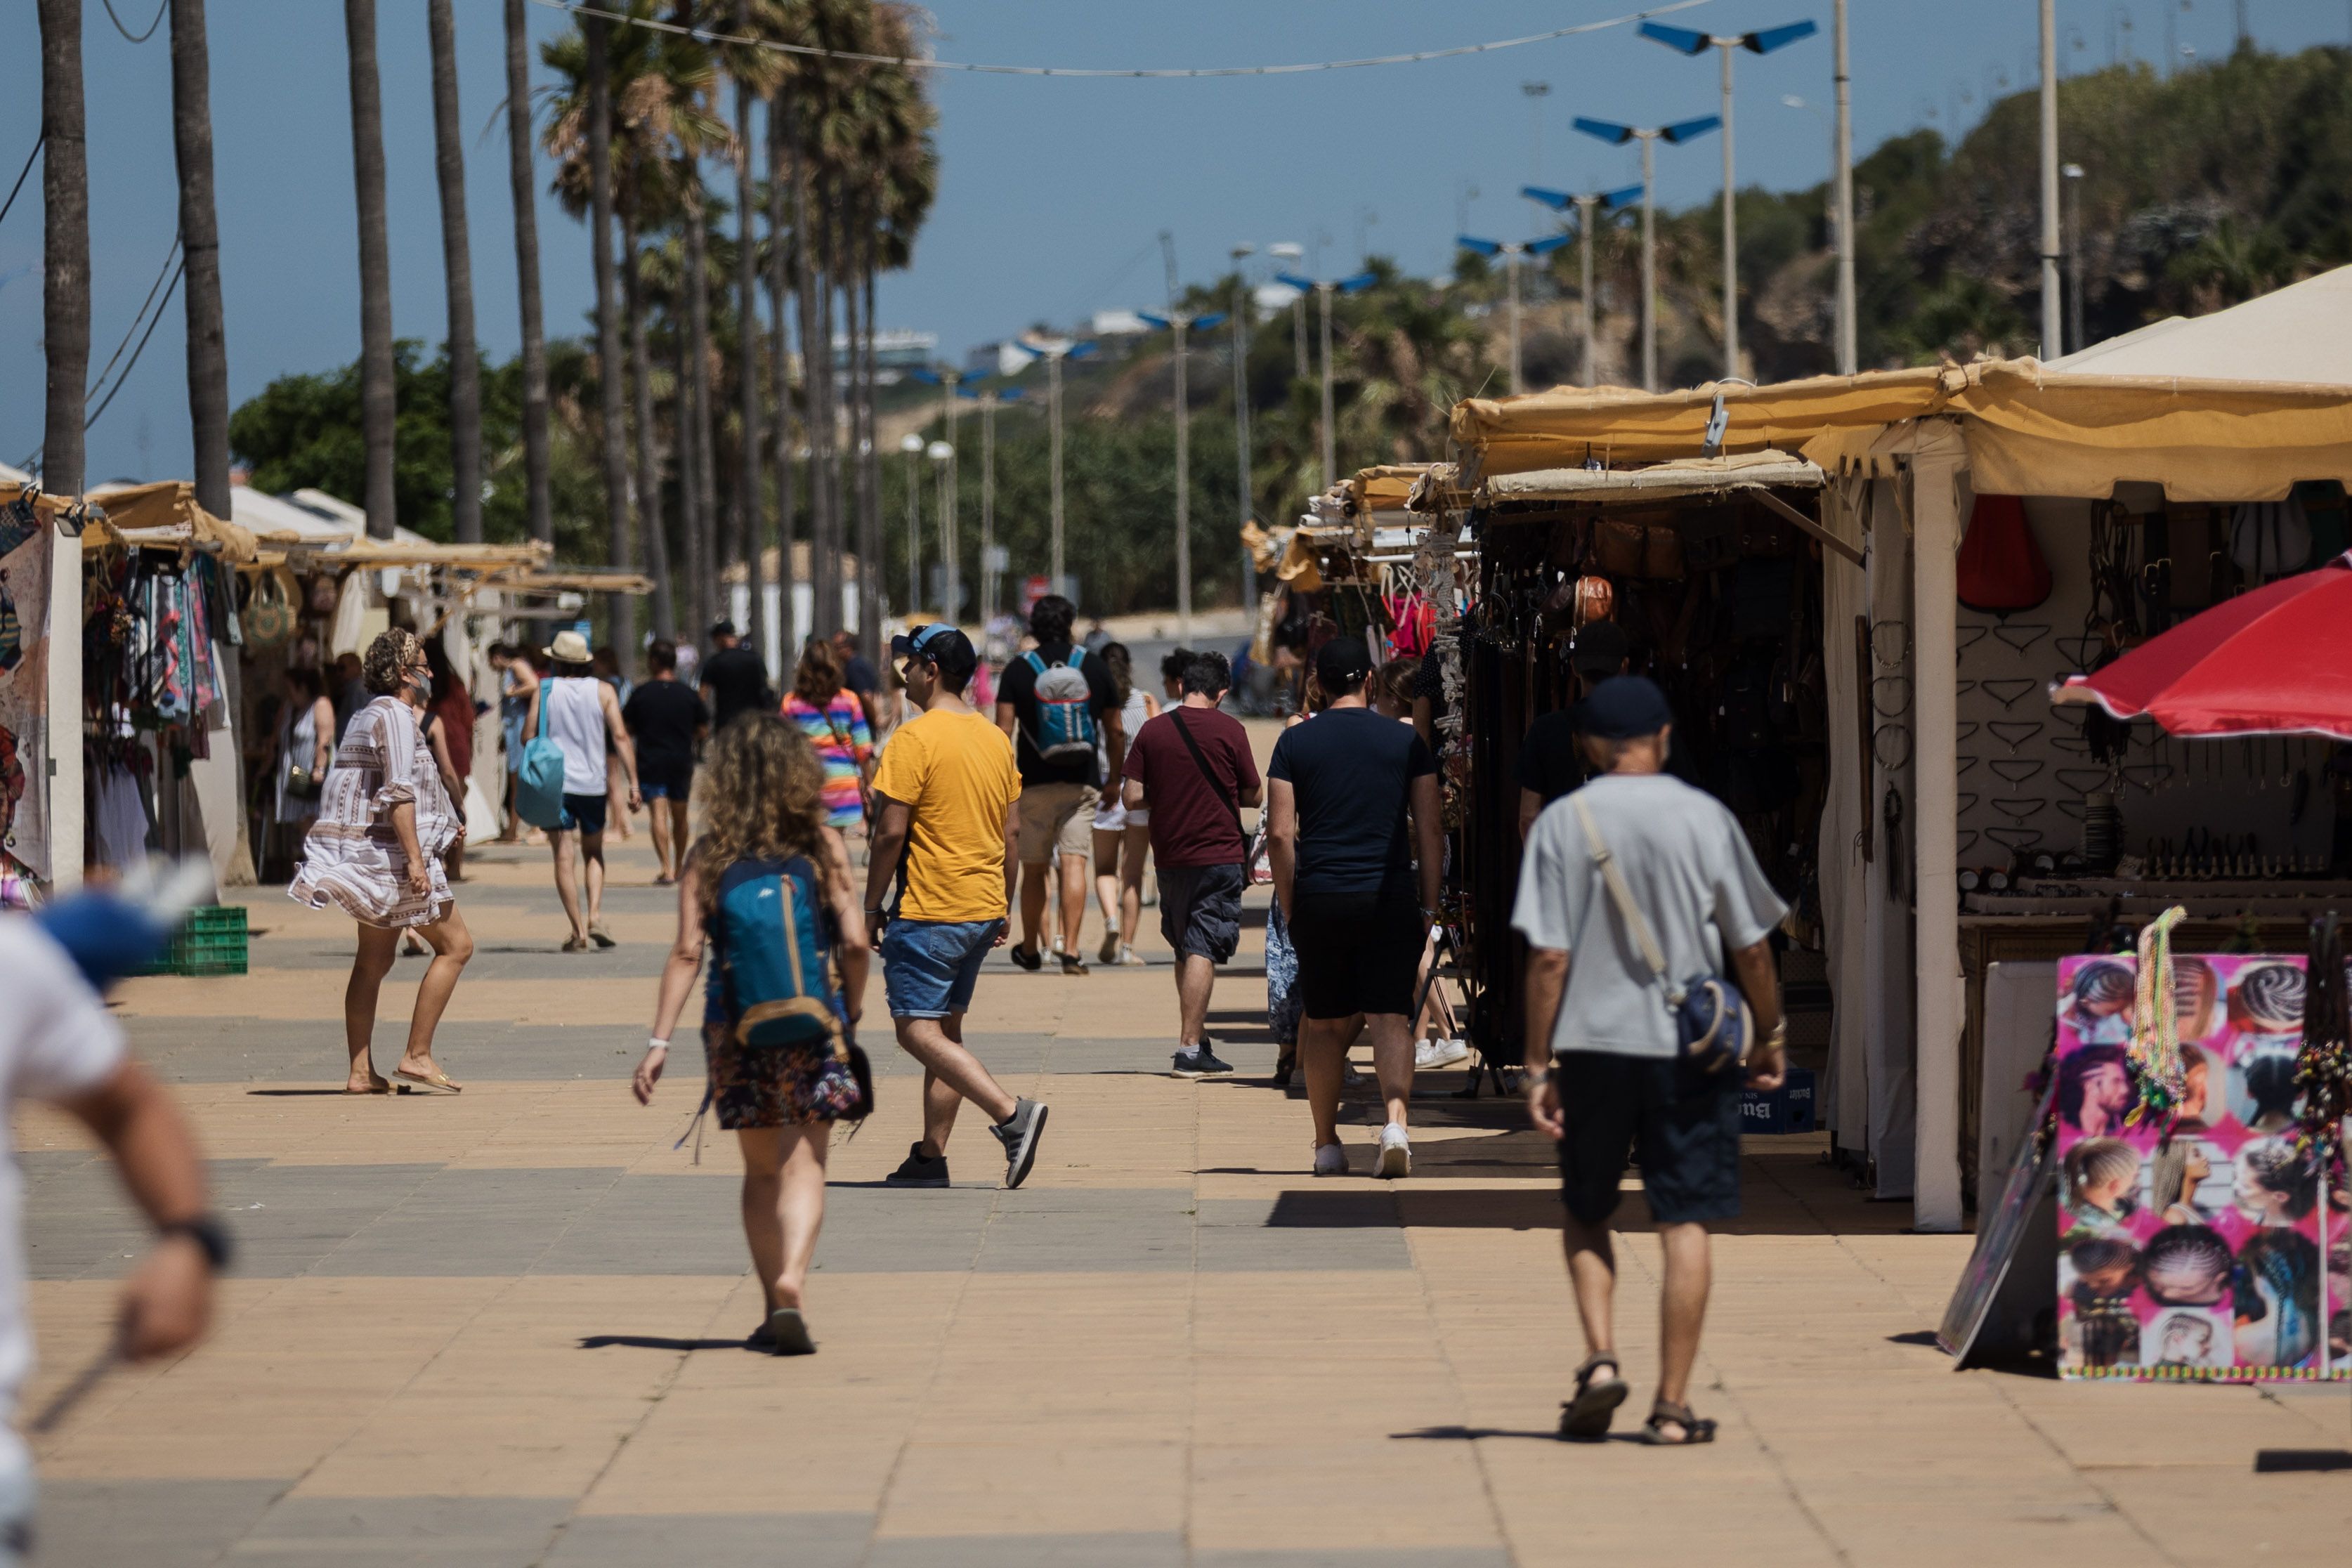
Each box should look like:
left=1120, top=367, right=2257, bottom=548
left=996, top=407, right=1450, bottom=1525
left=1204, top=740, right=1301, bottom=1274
left=1089, top=643, right=1159, bottom=967
left=289, top=629, right=474, bottom=1094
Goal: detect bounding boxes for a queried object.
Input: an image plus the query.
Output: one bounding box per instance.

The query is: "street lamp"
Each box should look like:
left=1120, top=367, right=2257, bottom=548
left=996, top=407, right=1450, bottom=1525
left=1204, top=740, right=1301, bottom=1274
left=1638, top=18, right=1819, bottom=379
left=1137, top=306, right=1227, bottom=644
left=927, top=439, right=956, bottom=627
left=955, top=382, right=1023, bottom=632
left=1571, top=114, right=1721, bottom=392
left=1010, top=337, right=1095, bottom=596
left=1454, top=232, right=1572, bottom=393
left=1779, top=93, right=1848, bottom=368
left=1522, top=80, right=1552, bottom=182
left=1269, top=242, right=1307, bottom=377
left=2063, top=162, right=2086, bottom=355
left=1230, top=242, right=1257, bottom=605
left=1522, top=181, right=1645, bottom=386
left=899, top=431, right=925, bottom=620
left=1272, top=269, right=1378, bottom=492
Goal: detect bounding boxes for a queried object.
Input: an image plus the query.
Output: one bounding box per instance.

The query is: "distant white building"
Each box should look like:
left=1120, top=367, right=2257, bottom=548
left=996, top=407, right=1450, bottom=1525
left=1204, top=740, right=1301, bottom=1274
left=1090, top=309, right=1151, bottom=339
left=832, top=328, right=938, bottom=385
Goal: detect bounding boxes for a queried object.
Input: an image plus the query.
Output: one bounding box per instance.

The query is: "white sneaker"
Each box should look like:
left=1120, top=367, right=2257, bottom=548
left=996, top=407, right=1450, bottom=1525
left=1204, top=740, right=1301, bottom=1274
left=1312, top=1142, right=1347, bottom=1177
left=1116, top=945, right=1146, bottom=967
left=1375, top=1123, right=1412, bottom=1179
left=1416, top=1037, right=1471, bottom=1069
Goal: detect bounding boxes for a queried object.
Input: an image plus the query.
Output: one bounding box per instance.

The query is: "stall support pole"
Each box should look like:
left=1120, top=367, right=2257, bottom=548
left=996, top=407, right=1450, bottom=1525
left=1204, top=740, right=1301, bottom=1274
left=46, top=526, right=82, bottom=892
left=1911, top=431, right=1966, bottom=1231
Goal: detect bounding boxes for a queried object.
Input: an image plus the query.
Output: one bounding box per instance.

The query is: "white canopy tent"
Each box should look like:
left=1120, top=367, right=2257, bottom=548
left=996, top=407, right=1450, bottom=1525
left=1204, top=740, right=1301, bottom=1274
left=2051, top=264, right=2352, bottom=384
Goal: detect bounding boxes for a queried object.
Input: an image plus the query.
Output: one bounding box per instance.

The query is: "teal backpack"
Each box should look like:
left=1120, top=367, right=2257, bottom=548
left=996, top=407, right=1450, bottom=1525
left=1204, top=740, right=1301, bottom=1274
left=513, top=691, right=569, bottom=829
left=711, top=856, right=845, bottom=1050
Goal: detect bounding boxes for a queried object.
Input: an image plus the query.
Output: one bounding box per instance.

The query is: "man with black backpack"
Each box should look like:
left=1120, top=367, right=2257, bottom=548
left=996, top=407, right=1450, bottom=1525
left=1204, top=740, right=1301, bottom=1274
left=994, top=595, right=1123, bottom=974
left=1123, top=650, right=1260, bottom=1076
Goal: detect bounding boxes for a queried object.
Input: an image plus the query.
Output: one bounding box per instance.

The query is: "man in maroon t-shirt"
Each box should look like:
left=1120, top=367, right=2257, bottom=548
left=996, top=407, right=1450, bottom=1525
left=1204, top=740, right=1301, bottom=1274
left=1123, top=649, right=1262, bottom=1076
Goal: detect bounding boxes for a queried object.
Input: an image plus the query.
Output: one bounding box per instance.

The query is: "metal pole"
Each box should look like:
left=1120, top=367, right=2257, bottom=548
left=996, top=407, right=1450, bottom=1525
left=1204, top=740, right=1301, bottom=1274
left=1641, top=135, right=1659, bottom=393
left=1292, top=295, right=1307, bottom=379
left=906, top=446, right=922, bottom=617
left=1576, top=194, right=1598, bottom=385
left=1506, top=247, right=1523, bottom=393
left=1233, top=276, right=1255, bottom=603
left=1317, top=285, right=1335, bottom=492
left=2039, top=0, right=2062, bottom=357
left=1173, top=315, right=1192, bottom=643
left=936, top=454, right=955, bottom=626
left=1834, top=0, right=1857, bottom=375
left=1048, top=349, right=1065, bottom=592
left=2065, top=166, right=2086, bottom=354
left=981, top=395, right=997, bottom=627
left=1719, top=41, right=1739, bottom=379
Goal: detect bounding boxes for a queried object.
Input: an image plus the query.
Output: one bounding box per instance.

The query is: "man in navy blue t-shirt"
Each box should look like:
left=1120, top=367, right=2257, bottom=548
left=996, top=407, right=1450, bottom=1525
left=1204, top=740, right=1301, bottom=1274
left=1265, top=638, right=1442, bottom=1180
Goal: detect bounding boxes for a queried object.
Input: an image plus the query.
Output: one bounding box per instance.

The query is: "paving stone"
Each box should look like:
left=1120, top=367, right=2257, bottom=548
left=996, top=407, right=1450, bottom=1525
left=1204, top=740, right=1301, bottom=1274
left=230, top=1494, right=573, bottom=1566
left=545, top=1511, right=870, bottom=1566
left=38, top=1477, right=292, bottom=1568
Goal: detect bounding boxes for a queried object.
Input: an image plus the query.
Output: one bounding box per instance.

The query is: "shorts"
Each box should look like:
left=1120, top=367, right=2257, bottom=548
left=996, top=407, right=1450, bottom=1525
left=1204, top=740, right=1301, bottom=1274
left=1092, top=795, right=1130, bottom=833
left=557, top=792, right=609, bottom=835
left=1018, top=781, right=1099, bottom=863
left=701, top=1022, right=858, bottom=1129
left=1553, top=1050, right=1744, bottom=1227
left=1286, top=888, right=1424, bottom=1021
left=880, top=916, right=1005, bottom=1019
left=1158, top=863, right=1244, bottom=964
left=640, top=759, right=693, bottom=801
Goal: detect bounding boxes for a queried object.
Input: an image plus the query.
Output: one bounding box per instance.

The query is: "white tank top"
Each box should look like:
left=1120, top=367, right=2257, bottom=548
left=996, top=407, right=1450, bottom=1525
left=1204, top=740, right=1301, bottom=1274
left=544, top=677, right=608, bottom=795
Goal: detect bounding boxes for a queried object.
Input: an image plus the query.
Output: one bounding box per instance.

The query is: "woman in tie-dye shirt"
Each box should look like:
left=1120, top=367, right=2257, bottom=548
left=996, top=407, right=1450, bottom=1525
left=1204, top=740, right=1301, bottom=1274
left=780, top=638, right=874, bottom=830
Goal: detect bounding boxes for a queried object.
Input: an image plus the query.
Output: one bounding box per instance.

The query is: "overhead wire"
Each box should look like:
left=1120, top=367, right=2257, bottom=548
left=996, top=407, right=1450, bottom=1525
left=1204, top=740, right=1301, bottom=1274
left=99, top=0, right=169, bottom=45
left=18, top=231, right=188, bottom=472
left=81, top=256, right=184, bottom=435
left=86, top=234, right=185, bottom=407
left=0, top=137, right=41, bottom=230
left=528, top=0, right=1716, bottom=79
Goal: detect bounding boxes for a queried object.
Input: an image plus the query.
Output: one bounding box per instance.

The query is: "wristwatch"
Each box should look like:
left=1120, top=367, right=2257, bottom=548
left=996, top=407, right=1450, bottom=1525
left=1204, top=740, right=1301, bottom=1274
left=158, top=1215, right=233, bottom=1270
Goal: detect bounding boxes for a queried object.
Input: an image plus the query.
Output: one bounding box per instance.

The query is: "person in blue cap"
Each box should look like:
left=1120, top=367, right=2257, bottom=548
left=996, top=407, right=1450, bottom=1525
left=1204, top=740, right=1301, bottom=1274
left=1514, top=674, right=1789, bottom=1447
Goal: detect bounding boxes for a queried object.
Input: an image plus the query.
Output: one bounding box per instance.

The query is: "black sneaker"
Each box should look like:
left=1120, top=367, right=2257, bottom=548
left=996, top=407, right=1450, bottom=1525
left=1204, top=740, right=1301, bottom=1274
left=1171, top=1044, right=1234, bottom=1077
left=1008, top=943, right=1043, bottom=972
left=885, top=1142, right=950, bottom=1187
left=991, top=1097, right=1050, bottom=1189
left=1057, top=950, right=1089, bottom=975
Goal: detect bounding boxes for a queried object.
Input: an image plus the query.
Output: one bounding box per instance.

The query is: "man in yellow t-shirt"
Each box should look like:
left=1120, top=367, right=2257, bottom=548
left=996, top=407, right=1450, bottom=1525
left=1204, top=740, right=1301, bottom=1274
left=864, top=624, right=1049, bottom=1190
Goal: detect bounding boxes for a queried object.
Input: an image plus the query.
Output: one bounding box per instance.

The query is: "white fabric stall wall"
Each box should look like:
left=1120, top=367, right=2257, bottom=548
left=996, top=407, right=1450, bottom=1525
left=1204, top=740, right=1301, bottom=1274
left=1817, top=479, right=1872, bottom=1165
left=1862, top=476, right=1919, bottom=1201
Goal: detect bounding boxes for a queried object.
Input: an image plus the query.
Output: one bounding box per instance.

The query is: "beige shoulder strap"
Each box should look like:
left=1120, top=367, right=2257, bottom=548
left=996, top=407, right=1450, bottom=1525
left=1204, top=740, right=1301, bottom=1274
left=1569, top=794, right=1677, bottom=1002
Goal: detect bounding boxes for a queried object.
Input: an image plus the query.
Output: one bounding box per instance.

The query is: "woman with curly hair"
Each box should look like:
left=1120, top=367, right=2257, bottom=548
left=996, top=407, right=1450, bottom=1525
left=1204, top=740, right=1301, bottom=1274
left=632, top=714, right=869, bottom=1354
left=289, top=629, right=473, bottom=1094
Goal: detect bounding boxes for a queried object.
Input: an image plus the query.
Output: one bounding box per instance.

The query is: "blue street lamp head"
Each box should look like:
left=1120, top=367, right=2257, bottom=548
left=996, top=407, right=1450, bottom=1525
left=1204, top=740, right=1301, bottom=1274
left=1638, top=20, right=1713, bottom=54
left=1744, top=20, right=1819, bottom=54
left=1272, top=271, right=1317, bottom=293
left=955, top=382, right=983, bottom=399
left=1602, top=182, right=1647, bottom=210
left=1336, top=272, right=1378, bottom=294
left=908, top=367, right=943, bottom=385
left=1010, top=341, right=1045, bottom=360
left=1525, top=233, right=1573, bottom=256
left=1136, top=311, right=1172, bottom=331
left=1456, top=235, right=1503, bottom=257
left=1067, top=341, right=1098, bottom=360
left=1190, top=312, right=1227, bottom=332
left=1572, top=116, right=1637, bottom=146
left=1660, top=114, right=1722, bottom=144
left=1521, top=184, right=1573, bottom=211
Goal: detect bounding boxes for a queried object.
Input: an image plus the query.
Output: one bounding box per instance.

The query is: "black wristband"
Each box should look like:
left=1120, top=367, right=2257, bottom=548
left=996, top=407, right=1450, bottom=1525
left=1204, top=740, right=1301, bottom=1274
left=158, top=1215, right=233, bottom=1269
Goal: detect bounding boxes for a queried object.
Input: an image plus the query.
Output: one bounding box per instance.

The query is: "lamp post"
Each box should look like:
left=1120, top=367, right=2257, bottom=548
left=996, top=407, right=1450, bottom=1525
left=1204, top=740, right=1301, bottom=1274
left=1571, top=115, right=1722, bottom=392
left=1230, top=242, right=1257, bottom=605
left=1778, top=92, right=1851, bottom=371
left=1834, top=0, right=1857, bottom=375
left=1138, top=306, right=1227, bottom=644
left=1522, top=182, right=1644, bottom=385
left=927, top=439, right=955, bottom=627
left=1638, top=18, right=1820, bottom=380
left=899, top=431, right=925, bottom=620
left=1012, top=337, right=1094, bottom=596
left=2063, top=162, right=2086, bottom=355
left=2040, top=0, right=2062, bottom=357
left=1270, top=242, right=1306, bottom=378
left=1273, top=270, right=1378, bottom=492
left=1455, top=233, right=1572, bottom=393
left=958, top=383, right=1023, bottom=632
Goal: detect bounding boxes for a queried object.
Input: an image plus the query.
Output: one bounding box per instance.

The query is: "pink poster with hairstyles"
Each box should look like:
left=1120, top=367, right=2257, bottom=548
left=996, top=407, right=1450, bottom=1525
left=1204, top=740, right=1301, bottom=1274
left=2054, top=953, right=2344, bottom=1382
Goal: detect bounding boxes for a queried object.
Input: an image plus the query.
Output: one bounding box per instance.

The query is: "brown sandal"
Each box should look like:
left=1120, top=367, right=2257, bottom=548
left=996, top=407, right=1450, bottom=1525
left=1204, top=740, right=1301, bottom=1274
left=1633, top=1398, right=1717, bottom=1446
left=1557, top=1352, right=1629, bottom=1439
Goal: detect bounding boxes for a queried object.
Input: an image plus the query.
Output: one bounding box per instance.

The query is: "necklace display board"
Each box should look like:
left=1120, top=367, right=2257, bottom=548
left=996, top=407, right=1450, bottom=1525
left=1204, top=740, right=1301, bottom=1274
left=2053, top=953, right=2344, bottom=1381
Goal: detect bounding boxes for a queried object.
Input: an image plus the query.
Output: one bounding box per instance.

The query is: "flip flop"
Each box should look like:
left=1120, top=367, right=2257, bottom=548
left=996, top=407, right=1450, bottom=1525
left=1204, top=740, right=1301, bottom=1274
left=766, top=1307, right=816, bottom=1356
left=562, top=936, right=589, bottom=953
left=341, top=1080, right=394, bottom=1096
left=392, top=1066, right=463, bottom=1095
left=1558, top=1353, right=1629, bottom=1440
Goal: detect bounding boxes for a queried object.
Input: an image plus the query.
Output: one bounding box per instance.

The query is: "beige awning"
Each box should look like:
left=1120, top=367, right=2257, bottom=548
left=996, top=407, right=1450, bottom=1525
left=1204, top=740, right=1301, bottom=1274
left=1485, top=450, right=1827, bottom=503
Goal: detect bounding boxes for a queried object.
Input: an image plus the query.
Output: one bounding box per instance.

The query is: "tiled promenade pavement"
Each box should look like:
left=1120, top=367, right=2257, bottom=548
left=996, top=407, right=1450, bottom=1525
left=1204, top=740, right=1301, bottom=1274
left=20, top=821, right=2352, bottom=1562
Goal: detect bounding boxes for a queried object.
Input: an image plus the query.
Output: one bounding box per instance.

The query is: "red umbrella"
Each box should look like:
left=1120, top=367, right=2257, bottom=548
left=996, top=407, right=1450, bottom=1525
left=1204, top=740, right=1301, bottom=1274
left=2054, top=552, right=2352, bottom=738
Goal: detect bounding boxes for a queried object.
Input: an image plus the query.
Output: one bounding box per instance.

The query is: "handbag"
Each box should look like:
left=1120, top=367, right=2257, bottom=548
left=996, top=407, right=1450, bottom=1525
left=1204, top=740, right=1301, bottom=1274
left=1569, top=795, right=1752, bottom=1076
left=513, top=686, right=571, bottom=830
left=285, top=762, right=323, bottom=802
left=1595, top=517, right=1647, bottom=577
left=243, top=568, right=297, bottom=651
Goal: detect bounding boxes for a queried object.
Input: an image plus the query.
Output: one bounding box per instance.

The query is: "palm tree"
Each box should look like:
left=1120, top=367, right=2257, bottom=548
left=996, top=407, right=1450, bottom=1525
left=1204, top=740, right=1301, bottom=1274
left=766, top=90, right=797, bottom=651
left=622, top=205, right=674, bottom=637
left=724, top=7, right=787, bottom=664
left=504, top=0, right=553, bottom=544
left=427, top=0, right=483, bottom=544
left=584, top=13, right=637, bottom=656
left=344, top=0, right=397, bottom=540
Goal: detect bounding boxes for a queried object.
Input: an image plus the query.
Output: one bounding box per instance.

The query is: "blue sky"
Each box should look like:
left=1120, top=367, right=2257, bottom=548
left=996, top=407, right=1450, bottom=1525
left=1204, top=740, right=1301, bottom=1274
left=3, top=0, right=2346, bottom=484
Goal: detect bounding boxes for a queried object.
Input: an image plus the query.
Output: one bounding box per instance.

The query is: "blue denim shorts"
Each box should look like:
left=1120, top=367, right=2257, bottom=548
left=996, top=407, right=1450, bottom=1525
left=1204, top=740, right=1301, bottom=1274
left=881, top=917, right=1004, bottom=1019
left=557, top=792, right=609, bottom=836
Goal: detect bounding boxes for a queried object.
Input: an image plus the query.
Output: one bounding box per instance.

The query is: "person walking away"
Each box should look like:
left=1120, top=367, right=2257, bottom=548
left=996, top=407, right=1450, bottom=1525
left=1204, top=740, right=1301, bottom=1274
left=1090, top=643, right=1159, bottom=965
left=1264, top=639, right=1441, bottom=1177
left=528, top=630, right=642, bottom=952
left=490, top=643, right=537, bottom=843
left=289, top=629, right=476, bottom=1093
left=0, top=910, right=222, bottom=1557
left=622, top=639, right=710, bottom=885
left=1517, top=619, right=1632, bottom=839
left=422, top=639, right=476, bottom=883
left=1515, top=675, right=1787, bottom=1445
left=832, top=628, right=887, bottom=744
left=783, top=637, right=875, bottom=837
left=1123, top=649, right=1259, bottom=1076
left=330, top=651, right=370, bottom=744
left=864, top=624, right=1050, bottom=1189
left=272, top=665, right=336, bottom=875
left=995, top=595, right=1122, bottom=974
left=700, top=620, right=771, bottom=734
left=405, top=650, right=473, bottom=960
left=631, top=715, right=870, bottom=1354
left=592, top=646, right=636, bottom=841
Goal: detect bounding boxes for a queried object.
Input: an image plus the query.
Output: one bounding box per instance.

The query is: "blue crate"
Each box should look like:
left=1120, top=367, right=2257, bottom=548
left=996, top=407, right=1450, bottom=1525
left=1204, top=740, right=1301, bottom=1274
left=1739, top=1066, right=1817, bottom=1135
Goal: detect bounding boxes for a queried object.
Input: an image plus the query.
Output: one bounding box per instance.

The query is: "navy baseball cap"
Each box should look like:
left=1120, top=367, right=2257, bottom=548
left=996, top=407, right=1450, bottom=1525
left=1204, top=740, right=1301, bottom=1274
left=891, top=622, right=976, bottom=680
left=1312, top=636, right=1375, bottom=693
left=1574, top=674, right=1674, bottom=740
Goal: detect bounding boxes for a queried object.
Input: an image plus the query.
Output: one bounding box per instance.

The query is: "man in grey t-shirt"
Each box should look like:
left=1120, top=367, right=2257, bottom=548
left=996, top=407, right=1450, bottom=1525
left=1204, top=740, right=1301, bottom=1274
left=1512, top=676, right=1786, bottom=1446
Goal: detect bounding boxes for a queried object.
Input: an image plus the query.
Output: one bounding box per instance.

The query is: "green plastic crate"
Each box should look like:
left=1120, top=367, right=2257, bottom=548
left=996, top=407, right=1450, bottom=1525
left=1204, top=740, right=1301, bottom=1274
left=139, top=904, right=248, bottom=977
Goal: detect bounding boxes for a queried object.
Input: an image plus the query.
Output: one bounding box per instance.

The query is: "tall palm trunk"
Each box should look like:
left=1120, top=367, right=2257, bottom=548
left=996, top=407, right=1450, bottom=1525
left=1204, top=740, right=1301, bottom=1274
left=766, top=94, right=797, bottom=653
left=836, top=237, right=861, bottom=642
left=584, top=15, right=636, bottom=656
left=623, top=213, right=673, bottom=639
left=503, top=0, right=551, bottom=544
left=344, top=0, right=396, bottom=540
left=733, top=74, right=766, bottom=665
left=684, top=185, right=719, bottom=640
left=674, top=323, right=705, bottom=642
left=427, top=0, right=481, bottom=544
left=801, top=155, right=839, bottom=639
left=858, top=220, right=883, bottom=661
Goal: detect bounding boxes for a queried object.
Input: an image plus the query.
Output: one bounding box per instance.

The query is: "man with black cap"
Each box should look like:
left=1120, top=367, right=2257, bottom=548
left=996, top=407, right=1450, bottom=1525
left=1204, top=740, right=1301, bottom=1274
left=698, top=620, right=771, bottom=735
left=1514, top=674, right=1788, bottom=1446
left=1264, top=637, right=1442, bottom=1178
left=863, top=623, right=1051, bottom=1190
left=1515, top=618, right=1631, bottom=839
